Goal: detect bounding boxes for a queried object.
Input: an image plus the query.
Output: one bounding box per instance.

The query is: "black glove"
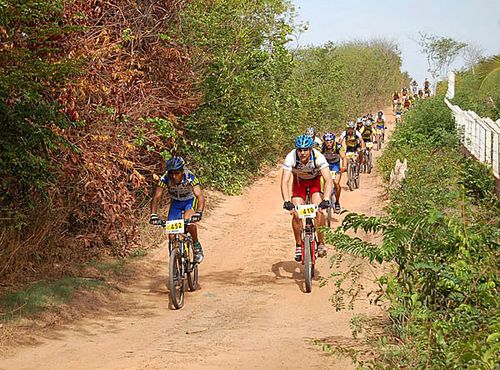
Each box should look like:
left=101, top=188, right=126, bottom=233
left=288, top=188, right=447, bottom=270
left=191, top=211, right=203, bottom=222
left=318, top=199, right=330, bottom=210
left=283, top=201, right=294, bottom=211
left=149, top=213, right=162, bottom=225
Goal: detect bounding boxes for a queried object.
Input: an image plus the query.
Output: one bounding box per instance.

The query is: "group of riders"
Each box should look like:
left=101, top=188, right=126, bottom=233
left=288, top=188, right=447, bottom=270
left=280, top=110, right=386, bottom=262
left=393, top=78, right=432, bottom=118
left=147, top=109, right=388, bottom=266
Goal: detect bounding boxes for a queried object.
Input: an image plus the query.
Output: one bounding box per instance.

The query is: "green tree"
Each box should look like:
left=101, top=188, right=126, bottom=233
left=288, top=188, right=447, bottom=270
left=418, top=33, right=467, bottom=81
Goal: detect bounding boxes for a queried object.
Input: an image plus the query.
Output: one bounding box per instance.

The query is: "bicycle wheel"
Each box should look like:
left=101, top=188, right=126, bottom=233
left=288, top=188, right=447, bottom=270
left=377, top=134, right=382, bottom=151
left=347, top=163, right=355, bottom=191
left=304, top=234, right=313, bottom=293
left=326, top=205, right=332, bottom=228
left=186, top=241, right=198, bottom=291
left=354, top=163, right=360, bottom=189
left=367, top=150, right=372, bottom=173
left=168, top=247, right=185, bottom=309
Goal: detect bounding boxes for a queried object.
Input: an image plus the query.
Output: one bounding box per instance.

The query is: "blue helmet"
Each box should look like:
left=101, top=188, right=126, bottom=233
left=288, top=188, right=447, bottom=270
left=294, top=134, right=314, bottom=149
left=323, top=132, right=335, bottom=142
left=165, top=156, right=185, bottom=171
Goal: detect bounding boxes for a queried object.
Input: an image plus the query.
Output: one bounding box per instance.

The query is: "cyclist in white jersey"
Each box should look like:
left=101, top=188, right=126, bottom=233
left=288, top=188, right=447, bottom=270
left=281, top=135, right=333, bottom=261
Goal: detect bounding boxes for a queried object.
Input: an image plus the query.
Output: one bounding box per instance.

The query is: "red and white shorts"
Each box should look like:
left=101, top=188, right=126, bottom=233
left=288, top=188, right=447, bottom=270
left=292, top=176, right=322, bottom=200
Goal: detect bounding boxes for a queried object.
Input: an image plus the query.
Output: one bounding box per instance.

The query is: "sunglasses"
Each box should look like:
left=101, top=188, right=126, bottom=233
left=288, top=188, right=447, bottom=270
left=297, top=148, right=311, bottom=153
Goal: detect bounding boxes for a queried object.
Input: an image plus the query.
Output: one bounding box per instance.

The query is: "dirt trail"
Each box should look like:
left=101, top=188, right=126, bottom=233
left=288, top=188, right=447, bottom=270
left=0, top=113, right=395, bottom=370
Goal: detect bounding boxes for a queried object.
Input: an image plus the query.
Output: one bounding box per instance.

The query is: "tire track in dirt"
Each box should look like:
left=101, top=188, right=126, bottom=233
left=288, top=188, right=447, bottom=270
left=0, top=111, right=396, bottom=370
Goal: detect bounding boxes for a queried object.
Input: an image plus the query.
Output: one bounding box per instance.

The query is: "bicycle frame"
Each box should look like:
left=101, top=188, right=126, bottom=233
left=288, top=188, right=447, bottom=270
left=301, top=187, right=317, bottom=265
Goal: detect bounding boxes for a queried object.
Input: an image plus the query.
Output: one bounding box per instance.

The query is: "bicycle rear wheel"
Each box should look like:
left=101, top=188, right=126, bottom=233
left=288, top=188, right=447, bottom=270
left=168, top=247, right=185, bottom=309
left=377, top=134, right=382, bottom=151
left=304, top=234, right=313, bottom=293
left=186, top=241, right=198, bottom=291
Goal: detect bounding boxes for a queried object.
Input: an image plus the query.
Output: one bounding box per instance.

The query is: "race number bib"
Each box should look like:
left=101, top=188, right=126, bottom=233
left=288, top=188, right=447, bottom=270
left=165, top=219, right=185, bottom=234
left=366, top=142, right=374, bottom=149
left=346, top=152, right=356, bottom=159
left=296, top=204, right=318, bottom=219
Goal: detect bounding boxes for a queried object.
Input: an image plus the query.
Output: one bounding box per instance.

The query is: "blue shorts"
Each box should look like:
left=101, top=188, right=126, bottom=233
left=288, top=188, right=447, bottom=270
left=168, top=198, right=195, bottom=221
left=329, top=162, right=340, bottom=173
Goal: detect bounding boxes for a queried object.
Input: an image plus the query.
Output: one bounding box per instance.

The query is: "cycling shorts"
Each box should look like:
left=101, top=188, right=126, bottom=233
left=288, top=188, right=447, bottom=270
left=292, top=176, right=322, bottom=200
left=168, top=197, right=196, bottom=220
left=376, top=125, right=385, bottom=130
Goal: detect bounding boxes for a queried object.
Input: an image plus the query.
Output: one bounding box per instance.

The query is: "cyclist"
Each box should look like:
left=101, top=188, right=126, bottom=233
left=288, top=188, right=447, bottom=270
left=305, top=127, right=323, bottom=149
left=281, top=135, right=333, bottom=262
left=321, top=132, right=347, bottom=213
left=403, top=96, right=411, bottom=111
left=360, top=119, right=374, bottom=145
left=423, top=79, right=431, bottom=97
left=374, top=111, right=386, bottom=143
left=411, top=80, right=418, bottom=95
left=356, top=117, right=364, bottom=131
left=339, top=121, right=365, bottom=165
left=149, top=156, right=205, bottom=263
left=360, top=119, right=374, bottom=171
left=395, top=100, right=403, bottom=122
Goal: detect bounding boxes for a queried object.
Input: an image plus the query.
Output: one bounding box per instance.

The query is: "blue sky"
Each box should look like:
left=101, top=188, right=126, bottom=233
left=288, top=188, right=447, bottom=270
left=290, top=0, right=500, bottom=85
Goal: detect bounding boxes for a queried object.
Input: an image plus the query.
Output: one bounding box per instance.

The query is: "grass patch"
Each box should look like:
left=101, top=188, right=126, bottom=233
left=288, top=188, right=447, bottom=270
left=86, top=259, right=128, bottom=275
left=0, top=277, right=105, bottom=321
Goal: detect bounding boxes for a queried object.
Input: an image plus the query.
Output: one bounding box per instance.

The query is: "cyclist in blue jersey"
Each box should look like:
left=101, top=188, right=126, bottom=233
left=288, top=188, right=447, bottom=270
left=149, top=156, right=205, bottom=263
left=321, top=132, right=346, bottom=213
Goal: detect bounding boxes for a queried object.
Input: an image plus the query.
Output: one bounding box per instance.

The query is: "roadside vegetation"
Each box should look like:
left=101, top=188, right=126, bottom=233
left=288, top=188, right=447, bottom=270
left=452, top=55, right=500, bottom=120
left=0, top=0, right=405, bottom=299
left=324, top=96, right=499, bottom=369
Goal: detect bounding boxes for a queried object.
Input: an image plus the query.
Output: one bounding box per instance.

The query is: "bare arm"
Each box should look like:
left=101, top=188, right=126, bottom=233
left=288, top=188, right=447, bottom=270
left=192, top=185, right=205, bottom=212
left=281, top=169, right=292, bottom=202
left=340, top=150, right=347, bottom=169
left=150, top=186, right=164, bottom=215
left=321, top=166, right=333, bottom=202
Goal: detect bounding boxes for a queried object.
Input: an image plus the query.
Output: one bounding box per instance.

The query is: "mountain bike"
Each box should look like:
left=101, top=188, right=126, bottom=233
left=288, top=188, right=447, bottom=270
left=375, top=127, right=384, bottom=151
left=295, top=187, right=319, bottom=293
left=161, top=217, right=199, bottom=309
left=346, top=151, right=360, bottom=191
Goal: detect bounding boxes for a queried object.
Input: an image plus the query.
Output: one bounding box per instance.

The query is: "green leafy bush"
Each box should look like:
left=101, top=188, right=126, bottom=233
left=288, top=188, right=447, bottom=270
left=325, top=96, right=500, bottom=368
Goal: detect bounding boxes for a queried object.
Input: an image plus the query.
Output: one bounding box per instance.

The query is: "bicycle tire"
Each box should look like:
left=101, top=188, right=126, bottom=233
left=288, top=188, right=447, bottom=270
left=168, top=247, right=185, bottom=309
left=348, top=163, right=355, bottom=191
left=186, top=241, right=198, bottom=291
left=377, top=134, right=382, bottom=151
left=354, top=163, right=360, bottom=189
left=367, top=150, right=372, bottom=173
left=304, top=234, right=313, bottom=293
left=326, top=206, right=332, bottom=228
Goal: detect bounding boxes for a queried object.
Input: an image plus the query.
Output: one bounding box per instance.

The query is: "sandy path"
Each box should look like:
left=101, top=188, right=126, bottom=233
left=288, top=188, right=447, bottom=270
left=0, top=112, right=394, bottom=370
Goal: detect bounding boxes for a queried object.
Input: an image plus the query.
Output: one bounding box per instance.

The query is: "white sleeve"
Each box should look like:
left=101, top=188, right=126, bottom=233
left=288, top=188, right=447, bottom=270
left=283, top=150, right=295, bottom=171
left=339, top=131, right=346, bottom=140
left=356, top=131, right=362, bottom=139
left=314, top=150, right=329, bottom=169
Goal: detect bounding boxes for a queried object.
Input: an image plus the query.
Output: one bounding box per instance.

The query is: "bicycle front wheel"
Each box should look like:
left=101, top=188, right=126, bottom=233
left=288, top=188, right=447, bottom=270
left=169, top=247, right=185, bottom=309
left=304, top=235, right=313, bottom=293
left=186, top=242, right=198, bottom=291
left=367, top=150, right=373, bottom=173
left=354, top=163, right=361, bottom=189
left=348, top=163, right=355, bottom=191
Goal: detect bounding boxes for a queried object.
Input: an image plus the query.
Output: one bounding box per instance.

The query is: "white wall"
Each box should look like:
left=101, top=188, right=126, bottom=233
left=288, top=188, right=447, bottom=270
left=445, top=72, right=500, bottom=178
